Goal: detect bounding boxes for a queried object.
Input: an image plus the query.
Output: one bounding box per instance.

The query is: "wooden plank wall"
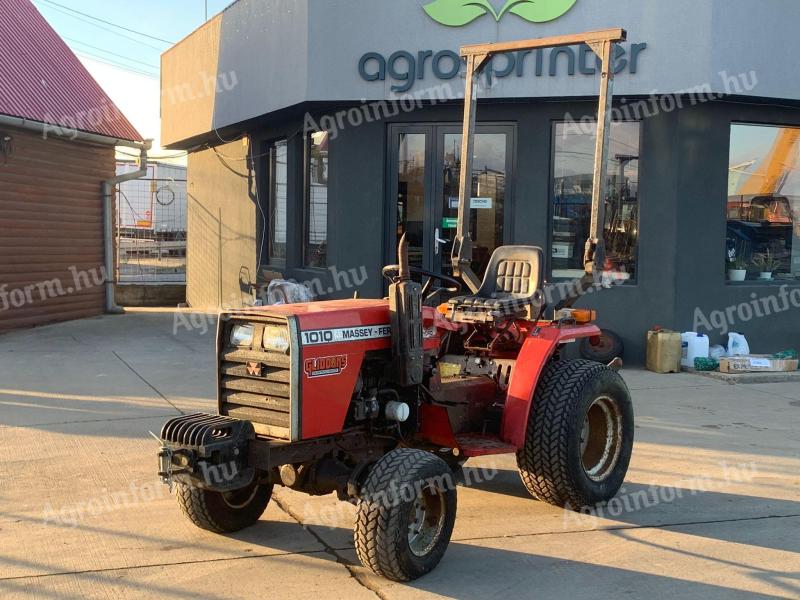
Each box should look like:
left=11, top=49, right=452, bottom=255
left=0, top=125, right=115, bottom=332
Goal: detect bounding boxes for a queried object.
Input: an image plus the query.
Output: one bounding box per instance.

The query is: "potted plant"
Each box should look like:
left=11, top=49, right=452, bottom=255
left=727, top=239, right=748, bottom=282
left=753, top=249, right=780, bottom=281
left=728, top=257, right=747, bottom=282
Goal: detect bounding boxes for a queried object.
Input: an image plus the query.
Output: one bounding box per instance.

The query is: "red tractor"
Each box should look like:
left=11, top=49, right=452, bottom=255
left=158, top=29, right=633, bottom=581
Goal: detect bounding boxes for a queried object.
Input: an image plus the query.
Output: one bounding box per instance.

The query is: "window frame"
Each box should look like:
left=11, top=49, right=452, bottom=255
left=548, top=119, right=643, bottom=286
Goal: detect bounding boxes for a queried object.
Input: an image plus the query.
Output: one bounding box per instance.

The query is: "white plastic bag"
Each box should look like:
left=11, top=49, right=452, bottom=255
left=709, top=345, right=726, bottom=360
left=727, top=332, right=751, bottom=356
left=266, top=279, right=314, bottom=305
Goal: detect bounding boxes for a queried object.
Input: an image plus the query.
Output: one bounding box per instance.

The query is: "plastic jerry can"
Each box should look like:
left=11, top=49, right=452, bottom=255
left=681, top=332, right=710, bottom=368
left=727, top=332, right=751, bottom=356
left=646, top=328, right=682, bottom=374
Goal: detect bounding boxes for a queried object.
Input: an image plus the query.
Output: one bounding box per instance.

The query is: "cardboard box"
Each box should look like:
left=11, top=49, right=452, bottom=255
left=719, top=355, right=800, bottom=373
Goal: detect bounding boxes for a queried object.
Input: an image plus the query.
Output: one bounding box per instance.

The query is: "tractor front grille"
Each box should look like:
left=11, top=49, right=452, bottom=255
left=219, top=317, right=295, bottom=439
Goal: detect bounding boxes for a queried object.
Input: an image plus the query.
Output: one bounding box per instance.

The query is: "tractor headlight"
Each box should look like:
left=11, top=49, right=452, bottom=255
left=230, top=324, right=254, bottom=347
left=262, top=325, right=290, bottom=354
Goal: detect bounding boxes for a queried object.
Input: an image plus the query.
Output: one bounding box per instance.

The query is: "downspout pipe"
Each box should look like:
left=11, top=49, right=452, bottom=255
left=102, top=139, right=153, bottom=313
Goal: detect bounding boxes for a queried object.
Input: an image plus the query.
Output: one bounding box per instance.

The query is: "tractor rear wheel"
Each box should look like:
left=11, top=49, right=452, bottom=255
left=176, top=480, right=273, bottom=533
left=354, top=449, right=457, bottom=581
left=516, top=359, right=634, bottom=510
left=579, top=329, right=624, bottom=363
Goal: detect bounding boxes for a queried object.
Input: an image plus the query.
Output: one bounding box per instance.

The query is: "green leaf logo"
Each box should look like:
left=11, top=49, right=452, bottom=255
left=505, top=0, right=578, bottom=23
left=423, top=0, right=578, bottom=26
left=423, top=0, right=497, bottom=27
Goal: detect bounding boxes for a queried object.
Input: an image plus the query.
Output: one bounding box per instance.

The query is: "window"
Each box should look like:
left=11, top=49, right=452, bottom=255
left=305, top=132, right=329, bottom=267
left=268, top=139, right=288, bottom=263
left=551, top=122, right=641, bottom=283
left=727, top=124, right=800, bottom=283
left=441, top=132, right=507, bottom=277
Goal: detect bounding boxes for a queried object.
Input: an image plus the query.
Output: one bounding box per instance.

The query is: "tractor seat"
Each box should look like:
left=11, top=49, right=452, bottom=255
left=448, top=246, right=545, bottom=323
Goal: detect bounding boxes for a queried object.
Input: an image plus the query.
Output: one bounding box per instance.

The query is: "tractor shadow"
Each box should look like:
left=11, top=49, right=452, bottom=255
left=237, top=516, right=798, bottom=600
left=0, top=514, right=343, bottom=599
left=459, top=468, right=800, bottom=554
left=237, top=479, right=799, bottom=599
left=405, top=541, right=799, bottom=600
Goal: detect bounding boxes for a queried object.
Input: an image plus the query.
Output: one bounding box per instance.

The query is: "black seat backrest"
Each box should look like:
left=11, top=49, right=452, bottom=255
left=477, top=246, right=544, bottom=299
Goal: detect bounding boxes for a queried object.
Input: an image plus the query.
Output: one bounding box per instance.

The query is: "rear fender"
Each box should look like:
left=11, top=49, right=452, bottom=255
left=501, top=324, right=600, bottom=448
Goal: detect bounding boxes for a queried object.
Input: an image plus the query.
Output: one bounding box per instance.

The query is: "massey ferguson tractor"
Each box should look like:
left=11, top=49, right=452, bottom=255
left=158, top=29, right=634, bottom=581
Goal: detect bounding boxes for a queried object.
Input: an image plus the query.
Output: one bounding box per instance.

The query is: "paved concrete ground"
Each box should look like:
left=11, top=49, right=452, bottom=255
left=0, top=309, right=797, bottom=599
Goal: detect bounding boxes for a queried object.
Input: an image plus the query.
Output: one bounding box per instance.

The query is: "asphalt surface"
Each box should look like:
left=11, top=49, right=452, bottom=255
left=0, top=309, right=798, bottom=599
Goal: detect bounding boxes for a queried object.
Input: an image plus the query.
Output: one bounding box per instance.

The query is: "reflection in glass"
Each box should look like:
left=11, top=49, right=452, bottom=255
left=552, top=122, right=640, bottom=283
left=441, top=133, right=506, bottom=277
left=727, top=124, right=800, bottom=283
left=396, top=133, right=427, bottom=268
left=305, top=131, right=329, bottom=268
left=269, top=139, right=288, bottom=262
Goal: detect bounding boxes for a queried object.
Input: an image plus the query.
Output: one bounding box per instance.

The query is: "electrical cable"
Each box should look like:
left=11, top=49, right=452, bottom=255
left=33, top=0, right=168, bottom=52
left=36, top=0, right=175, bottom=44
left=73, top=51, right=158, bottom=79
left=118, top=187, right=145, bottom=222
left=250, top=137, right=268, bottom=276
left=210, top=146, right=249, bottom=177
left=116, top=148, right=188, bottom=159
left=63, top=36, right=159, bottom=69
left=212, top=128, right=245, bottom=145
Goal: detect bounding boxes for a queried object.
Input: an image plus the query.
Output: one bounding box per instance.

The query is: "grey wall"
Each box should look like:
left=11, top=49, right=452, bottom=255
left=674, top=101, right=800, bottom=354
left=163, top=0, right=800, bottom=147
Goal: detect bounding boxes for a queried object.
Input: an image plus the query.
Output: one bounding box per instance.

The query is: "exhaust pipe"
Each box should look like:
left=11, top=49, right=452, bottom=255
left=389, top=234, right=423, bottom=386
left=398, top=233, right=411, bottom=281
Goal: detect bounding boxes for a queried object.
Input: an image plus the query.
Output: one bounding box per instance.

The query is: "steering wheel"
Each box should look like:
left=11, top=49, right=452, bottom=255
left=382, top=265, right=463, bottom=302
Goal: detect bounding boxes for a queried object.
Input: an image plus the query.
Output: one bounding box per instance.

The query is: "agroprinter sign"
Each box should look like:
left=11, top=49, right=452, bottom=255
left=359, top=43, right=647, bottom=93
left=359, top=0, right=645, bottom=93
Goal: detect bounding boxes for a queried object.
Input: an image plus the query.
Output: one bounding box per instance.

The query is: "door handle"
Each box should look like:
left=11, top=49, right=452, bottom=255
left=434, top=228, right=448, bottom=255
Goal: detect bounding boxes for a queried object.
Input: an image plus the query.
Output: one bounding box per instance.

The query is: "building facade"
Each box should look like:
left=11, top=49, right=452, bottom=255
left=162, top=0, right=800, bottom=360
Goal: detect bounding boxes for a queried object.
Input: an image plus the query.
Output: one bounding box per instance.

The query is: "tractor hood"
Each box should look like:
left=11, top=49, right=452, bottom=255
left=233, top=299, right=393, bottom=344
left=231, top=300, right=389, bottom=337
left=228, top=299, right=443, bottom=354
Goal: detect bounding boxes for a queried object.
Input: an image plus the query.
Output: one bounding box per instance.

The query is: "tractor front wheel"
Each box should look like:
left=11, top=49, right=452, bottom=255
left=516, top=359, right=634, bottom=510
left=176, top=480, right=273, bottom=533
left=354, top=449, right=457, bottom=581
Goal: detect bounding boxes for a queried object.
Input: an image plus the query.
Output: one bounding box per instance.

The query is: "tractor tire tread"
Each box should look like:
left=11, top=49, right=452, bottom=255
left=176, top=484, right=226, bottom=533
left=175, top=482, right=272, bottom=533
left=354, top=449, right=452, bottom=581
left=516, top=359, right=607, bottom=509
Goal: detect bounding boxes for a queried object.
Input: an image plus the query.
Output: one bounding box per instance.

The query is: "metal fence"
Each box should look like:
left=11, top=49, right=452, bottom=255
left=115, top=162, right=187, bottom=284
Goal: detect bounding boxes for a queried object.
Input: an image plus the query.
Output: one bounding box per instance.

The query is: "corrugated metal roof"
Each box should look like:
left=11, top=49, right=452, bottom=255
left=0, top=0, right=142, bottom=142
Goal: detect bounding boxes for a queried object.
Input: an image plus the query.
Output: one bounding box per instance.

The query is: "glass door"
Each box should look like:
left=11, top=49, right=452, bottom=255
left=387, top=126, right=434, bottom=270
left=387, top=124, right=514, bottom=281
left=435, top=126, right=514, bottom=278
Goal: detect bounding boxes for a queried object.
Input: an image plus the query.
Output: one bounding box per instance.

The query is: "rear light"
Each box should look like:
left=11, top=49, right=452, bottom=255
left=572, top=309, right=597, bottom=324
left=437, top=303, right=450, bottom=316
left=555, top=308, right=597, bottom=324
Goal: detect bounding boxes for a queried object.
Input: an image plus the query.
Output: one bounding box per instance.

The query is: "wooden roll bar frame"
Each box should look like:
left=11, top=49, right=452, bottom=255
left=451, top=28, right=628, bottom=301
